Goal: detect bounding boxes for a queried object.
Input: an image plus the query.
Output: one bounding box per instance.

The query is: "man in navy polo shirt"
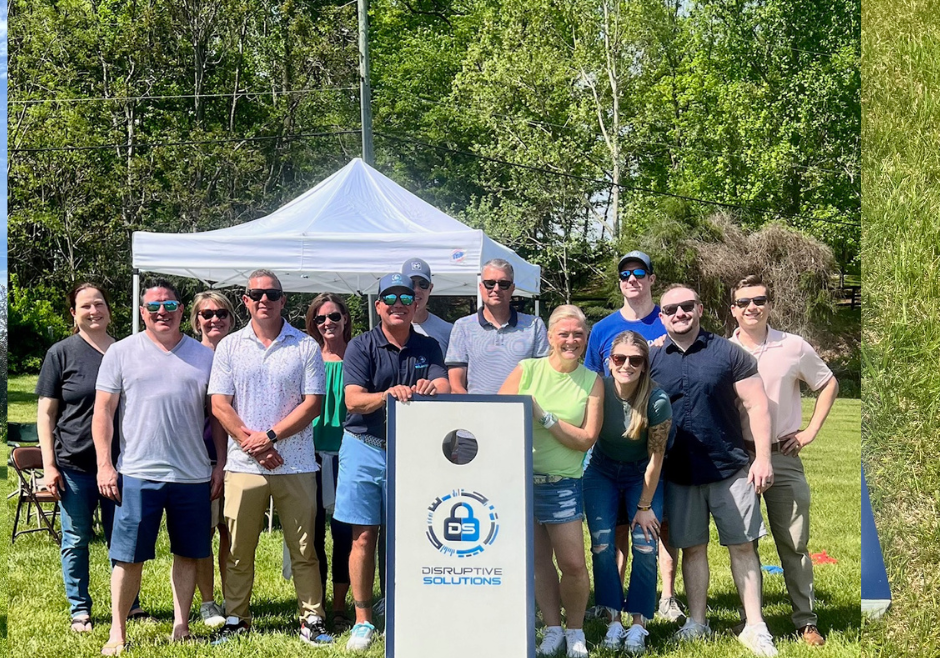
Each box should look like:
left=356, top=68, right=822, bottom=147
left=333, top=273, right=449, bottom=652
left=650, top=284, right=777, bottom=657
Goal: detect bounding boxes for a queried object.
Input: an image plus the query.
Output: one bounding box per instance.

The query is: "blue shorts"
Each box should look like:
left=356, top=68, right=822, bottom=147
left=109, top=475, right=212, bottom=563
left=533, top=476, right=584, bottom=525
left=333, top=432, right=386, bottom=526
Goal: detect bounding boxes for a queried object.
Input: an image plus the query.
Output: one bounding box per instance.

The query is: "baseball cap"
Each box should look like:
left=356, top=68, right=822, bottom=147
left=617, top=250, right=654, bottom=274
left=378, top=272, right=415, bottom=297
left=402, top=257, right=432, bottom=282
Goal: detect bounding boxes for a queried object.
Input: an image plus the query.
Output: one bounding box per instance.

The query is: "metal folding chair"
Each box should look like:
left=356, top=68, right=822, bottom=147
left=11, top=446, right=61, bottom=544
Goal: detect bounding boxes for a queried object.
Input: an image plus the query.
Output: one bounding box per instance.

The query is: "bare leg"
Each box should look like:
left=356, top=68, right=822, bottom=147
left=170, top=556, right=198, bottom=640
left=681, top=544, right=709, bottom=625
left=615, top=525, right=630, bottom=583
left=333, top=583, right=350, bottom=612
left=349, top=525, right=378, bottom=624
left=107, top=562, right=143, bottom=646
left=533, top=522, right=562, bottom=627
left=196, top=550, right=215, bottom=603
left=659, top=521, right=679, bottom=599
left=545, top=521, right=590, bottom=629
left=728, top=542, right=765, bottom=626
left=218, top=524, right=231, bottom=594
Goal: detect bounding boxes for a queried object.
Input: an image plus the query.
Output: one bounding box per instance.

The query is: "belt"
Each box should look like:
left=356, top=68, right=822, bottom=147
left=350, top=432, right=387, bottom=450
left=532, top=474, right=566, bottom=485
left=744, top=440, right=781, bottom=454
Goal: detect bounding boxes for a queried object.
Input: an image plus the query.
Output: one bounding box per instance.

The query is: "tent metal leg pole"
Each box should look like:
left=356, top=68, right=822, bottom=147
left=535, top=298, right=540, bottom=318
left=368, top=294, right=375, bottom=330
left=132, top=271, right=140, bottom=334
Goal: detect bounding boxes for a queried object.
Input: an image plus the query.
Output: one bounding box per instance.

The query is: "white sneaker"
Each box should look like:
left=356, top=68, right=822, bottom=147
left=602, top=621, right=625, bottom=649
left=674, top=617, right=711, bottom=641
left=623, top=624, right=649, bottom=655
left=737, top=622, right=778, bottom=657
left=537, top=626, right=565, bottom=656
left=345, top=622, right=376, bottom=652
left=565, top=628, right=588, bottom=658
left=199, top=601, right=226, bottom=628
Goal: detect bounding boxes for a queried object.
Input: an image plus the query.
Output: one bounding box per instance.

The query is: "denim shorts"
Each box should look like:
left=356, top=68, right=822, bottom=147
left=533, top=476, right=584, bottom=525
left=109, top=475, right=211, bottom=563
left=333, top=431, right=387, bottom=526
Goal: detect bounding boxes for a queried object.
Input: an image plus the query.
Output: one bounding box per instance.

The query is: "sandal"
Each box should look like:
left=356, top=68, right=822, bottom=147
left=71, top=615, right=93, bottom=633
left=331, top=611, right=353, bottom=632
left=127, top=608, right=153, bottom=622
left=101, top=640, right=127, bottom=656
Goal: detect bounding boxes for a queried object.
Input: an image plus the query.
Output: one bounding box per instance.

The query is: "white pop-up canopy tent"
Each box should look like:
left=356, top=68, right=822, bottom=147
left=131, top=158, right=541, bottom=331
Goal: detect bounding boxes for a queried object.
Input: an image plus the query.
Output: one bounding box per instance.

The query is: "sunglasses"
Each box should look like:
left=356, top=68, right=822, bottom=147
left=610, top=354, right=645, bottom=368
left=482, top=279, right=513, bottom=291
left=661, top=300, right=698, bottom=316
left=411, top=278, right=431, bottom=290
left=197, top=309, right=230, bottom=320
left=381, top=293, right=415, bottom=306
left=733, top=296, right=768, bottom=309
left=315, top=312, right=343, bottom=325
left=245, top=288, right=283, bottom=302
left=143, top=300, right=181, bottom=313
left=618, top=268, right=648, bottom=281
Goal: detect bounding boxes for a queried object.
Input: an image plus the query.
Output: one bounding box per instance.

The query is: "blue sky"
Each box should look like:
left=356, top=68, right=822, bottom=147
left=1, top=4, right=7, bottom=285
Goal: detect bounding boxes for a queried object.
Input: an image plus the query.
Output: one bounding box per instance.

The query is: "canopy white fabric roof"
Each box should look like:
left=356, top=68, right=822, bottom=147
left=132, top=158, right=541, bottom=297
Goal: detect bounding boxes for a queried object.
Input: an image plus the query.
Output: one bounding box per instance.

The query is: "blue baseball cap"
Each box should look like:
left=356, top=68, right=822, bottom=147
left=618, top=250, right=653, bottom=274
left=378, top=272, right=415, bottom=296
left=402, top=257, right=432, bottom=282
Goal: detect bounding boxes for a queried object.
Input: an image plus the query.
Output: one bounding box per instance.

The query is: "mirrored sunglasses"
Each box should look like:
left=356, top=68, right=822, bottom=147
left=482, top=279, right=513, bottom=290
left=733, top=296, right=768, bottom=309
left=144, top=300, right=181, bottom=313
left=618, top=268, right=648, bottom=281
left=246, top=288, right=283, bottom=302
left=381, top=293, right=415, bottom=306
left=661, top=300, right=697, bottom=316
left=315, top=312, right=343, bottom=325
left=197, top=309, right=229, bottom=320
left=609, top=354, right=645, bottom=368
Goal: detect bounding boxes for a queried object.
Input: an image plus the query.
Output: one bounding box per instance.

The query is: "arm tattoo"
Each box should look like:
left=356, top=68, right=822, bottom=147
left=648, top=419, right=671, bottom=457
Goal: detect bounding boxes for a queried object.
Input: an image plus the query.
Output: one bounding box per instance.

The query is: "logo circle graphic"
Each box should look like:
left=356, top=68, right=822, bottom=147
left=426, top=489, right=499, bottom=558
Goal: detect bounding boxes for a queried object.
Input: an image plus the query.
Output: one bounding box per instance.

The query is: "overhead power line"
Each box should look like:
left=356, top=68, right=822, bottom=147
left=9, top=87, right=359, bottom=106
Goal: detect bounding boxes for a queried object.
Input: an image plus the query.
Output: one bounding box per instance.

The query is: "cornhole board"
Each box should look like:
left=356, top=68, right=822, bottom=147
left=387, top=394, right=535, bottom=658
left=862, top=464, right=891, bottom=618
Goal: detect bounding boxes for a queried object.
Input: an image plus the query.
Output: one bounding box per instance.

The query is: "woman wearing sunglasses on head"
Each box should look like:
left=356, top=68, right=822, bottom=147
left=35, top=283, right=147, bottom=632
left=499, top=305, right=603, bottom=658
left=301, top=293, right=355, bottom=631
left=582, top=330, right=673, bottom=655
left=189, top=291, right=237, bottom=628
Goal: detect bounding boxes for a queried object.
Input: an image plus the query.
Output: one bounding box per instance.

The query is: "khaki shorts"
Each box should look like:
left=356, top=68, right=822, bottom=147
left=210, top=492, right=225, bottom=529
left=665, top=467, right=766, bottom=548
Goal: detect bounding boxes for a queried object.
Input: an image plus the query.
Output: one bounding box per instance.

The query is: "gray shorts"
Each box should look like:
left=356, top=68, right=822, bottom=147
left=665, top=467, right=766, bottom=548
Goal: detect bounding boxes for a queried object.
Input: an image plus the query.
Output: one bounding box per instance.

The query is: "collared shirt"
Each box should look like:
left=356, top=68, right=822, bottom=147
left=650, top=329, right=758, bottom=485
left=730, top=326, right=833, bottom=442
left=445, top=307, right=549, bottom=394
left=343, top=324, right=447, bottom=439
left=209, top=320, right=325, bottom=475
left=584, top=306, right=667, bottom=376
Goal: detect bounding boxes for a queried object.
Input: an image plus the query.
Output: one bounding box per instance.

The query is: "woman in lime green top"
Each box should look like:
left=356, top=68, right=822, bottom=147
left=500, top=305, right=604, bottom=658
left=305, top=293, right=354, bottom=630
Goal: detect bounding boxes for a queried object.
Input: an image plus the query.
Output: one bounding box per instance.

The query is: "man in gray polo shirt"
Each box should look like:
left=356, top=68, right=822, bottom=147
left=446, top=258, right=549, bottom=394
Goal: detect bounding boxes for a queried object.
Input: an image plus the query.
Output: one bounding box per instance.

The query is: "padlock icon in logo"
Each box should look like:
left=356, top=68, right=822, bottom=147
left=443, top=502, right=480, bottom=542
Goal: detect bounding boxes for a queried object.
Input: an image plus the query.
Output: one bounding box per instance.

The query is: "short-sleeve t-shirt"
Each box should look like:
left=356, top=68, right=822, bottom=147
left=595, top=380, right=672, bottom=463
left=517, top=358, right=599, bottom=478
left=96, top=332, right=214, bottom=483
left=584, top=307, right=667, bottom=376
left=35, top=334, right=120, bottom=473
left=649, top=330, right=758, bottom=486
left=413, top=311, right=454, bottom=358
left=343, top=325, right=447, bottom=439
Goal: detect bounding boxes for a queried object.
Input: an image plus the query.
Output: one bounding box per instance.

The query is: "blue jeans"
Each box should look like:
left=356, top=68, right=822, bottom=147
left=583, top=450, right=663, bottom=620
left=59, top=468, right=139, bottom=618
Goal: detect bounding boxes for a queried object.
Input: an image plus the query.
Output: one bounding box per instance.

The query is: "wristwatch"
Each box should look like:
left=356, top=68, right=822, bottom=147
left=539, top=412, right=558, bottom=430
left=266, top=428, right=278, bottom=444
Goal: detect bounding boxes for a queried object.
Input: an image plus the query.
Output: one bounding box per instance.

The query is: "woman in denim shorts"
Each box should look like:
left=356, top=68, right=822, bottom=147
left=500, top=305, right=603, bottom=658
left=582, top=331, right=673, bottom=655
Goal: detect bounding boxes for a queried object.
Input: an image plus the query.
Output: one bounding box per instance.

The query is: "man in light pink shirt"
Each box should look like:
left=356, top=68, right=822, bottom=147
left=729, top=275, right=839, bottom=647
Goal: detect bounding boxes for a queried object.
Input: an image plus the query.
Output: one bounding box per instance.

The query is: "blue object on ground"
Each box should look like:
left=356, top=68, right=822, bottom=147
left=760, top=565, right=783, bottom=575
left=862, top=464, right=891, bottom=618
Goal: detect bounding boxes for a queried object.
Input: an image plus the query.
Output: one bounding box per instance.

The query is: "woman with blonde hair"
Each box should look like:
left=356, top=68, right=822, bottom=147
left=583, top=330, right=673, bottom=655
left=500, top=305, right=603, bottom=658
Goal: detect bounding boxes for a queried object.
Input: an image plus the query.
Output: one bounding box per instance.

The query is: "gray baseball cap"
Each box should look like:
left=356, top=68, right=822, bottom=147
left=617, top=250, right=653, bottom=274
left=402, top=257, right=432, bottom=282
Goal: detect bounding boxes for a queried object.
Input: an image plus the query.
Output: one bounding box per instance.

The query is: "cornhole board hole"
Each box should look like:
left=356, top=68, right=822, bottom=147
left=862, top=464, right=891, bottom=619
left=388, top=394, right=535, bottom=658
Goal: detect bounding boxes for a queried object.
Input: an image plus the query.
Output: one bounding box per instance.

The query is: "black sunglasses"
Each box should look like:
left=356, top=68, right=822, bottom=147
left=661, top=300, right=698, bottom=316
left=618, top=268, right=648, bottom=281
left=245, top=288, right=283, bottom=302
left=733, top=296, right=768, bottom=309
left=197, top=309, right=230, bottom=320
left=610, top=354, right=644, bottom=368
left=143, top=300, right=181, bottom=313
left=315, top=312, right=343, bottom=325
left=381, top=293, right=415, bottom=306
left=482, top=279, right=513, bottom=290
left=411, top=278, right=431, bottom=290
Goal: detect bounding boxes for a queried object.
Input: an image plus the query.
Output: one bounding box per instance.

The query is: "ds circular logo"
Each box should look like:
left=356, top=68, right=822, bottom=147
left=426, top=489, right=499, bottom=558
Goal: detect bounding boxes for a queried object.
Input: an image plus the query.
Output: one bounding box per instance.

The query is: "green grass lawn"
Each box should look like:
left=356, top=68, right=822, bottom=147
left=862, top=0, right=940, bottom=655
left=7, top=375, right=39, bottom=424
left=4, top=387, right=860, bottom=658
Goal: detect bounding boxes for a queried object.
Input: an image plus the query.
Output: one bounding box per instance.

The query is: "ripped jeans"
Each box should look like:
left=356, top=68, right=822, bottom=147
left=583, top=449, right=663, bottom=619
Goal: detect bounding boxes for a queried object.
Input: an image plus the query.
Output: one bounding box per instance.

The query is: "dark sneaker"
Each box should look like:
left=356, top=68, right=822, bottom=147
left=300, top=614, right=334, bottom=646
left=211, top=617, right=250, bottom=645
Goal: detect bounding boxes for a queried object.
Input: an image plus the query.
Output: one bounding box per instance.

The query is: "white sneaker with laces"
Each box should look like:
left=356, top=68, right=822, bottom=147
left=602, top=621, right=625, bottom=649
left=624, top=624, right=649, bottom=655
left=565, top=628, right=588, bottom=658
left=737, top=622, right=778, bottom=657
left=674, top=617, right=711, bottom=641
left=537, top=626, right=565, bottom=656
left=199, top=601, right=226, bottom=629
